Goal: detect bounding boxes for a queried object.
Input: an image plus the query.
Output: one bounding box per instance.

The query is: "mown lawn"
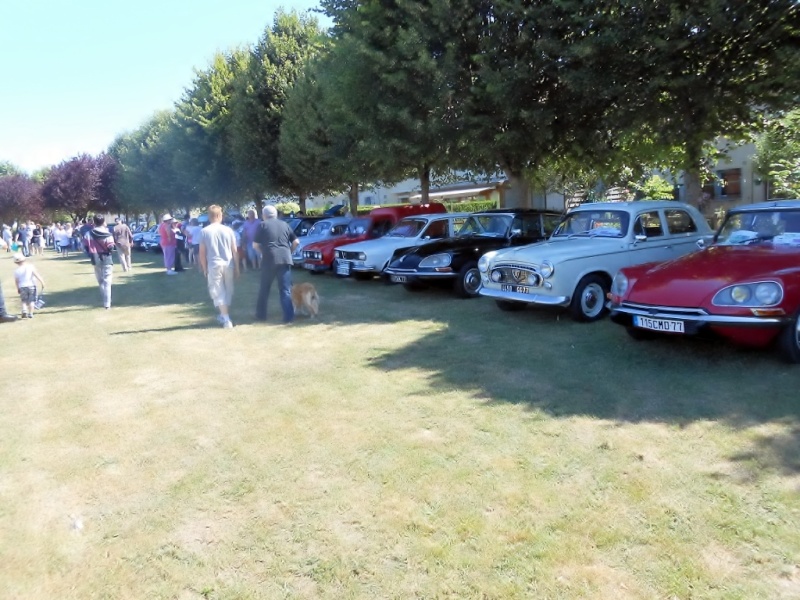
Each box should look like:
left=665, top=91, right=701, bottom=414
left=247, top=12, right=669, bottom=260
left=1, top=248, right=799, bottom=599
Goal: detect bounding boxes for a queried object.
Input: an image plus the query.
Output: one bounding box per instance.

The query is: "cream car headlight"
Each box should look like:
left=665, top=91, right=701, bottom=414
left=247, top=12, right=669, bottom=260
left=754, top=282, right=782, bottom=305
left=540, top=260, right=554, bottom=278
left=713, top=281, right=783, bottom=307
left=419, top=253, right=452, bottom=268
left=611, top=272, right=629, bottom=297
left=358, top=252, right=367, bottom=261
left=478, top=251, right=497, bottom=273
left=730, top=286, right=751, bottom=304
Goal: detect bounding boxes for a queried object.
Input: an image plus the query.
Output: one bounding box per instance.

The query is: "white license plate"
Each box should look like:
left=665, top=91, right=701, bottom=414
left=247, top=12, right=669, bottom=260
left=501, top=284, right=530, bottom=294
left=390, top=275, right=407, bottom=283
left=303, top=263, right=315, bottom=270
left=633, top=315, right=685, bottom=333
left=336, top=262, right=351, bottom=275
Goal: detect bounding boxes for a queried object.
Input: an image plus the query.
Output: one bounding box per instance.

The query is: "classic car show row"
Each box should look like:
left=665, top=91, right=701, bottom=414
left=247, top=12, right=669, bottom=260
left=289, top=199, right=800, bottom=363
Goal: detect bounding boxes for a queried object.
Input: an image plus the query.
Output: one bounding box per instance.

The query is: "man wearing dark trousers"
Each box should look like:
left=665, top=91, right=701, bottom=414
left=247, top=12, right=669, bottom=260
left=253, top=205, right=299, bottom=323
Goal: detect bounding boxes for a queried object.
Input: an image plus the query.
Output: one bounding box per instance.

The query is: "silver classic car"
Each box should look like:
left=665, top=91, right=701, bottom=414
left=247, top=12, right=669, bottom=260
left=477, top=201, right=712, bottom=321
left=333, top=213, right=470, bottom=280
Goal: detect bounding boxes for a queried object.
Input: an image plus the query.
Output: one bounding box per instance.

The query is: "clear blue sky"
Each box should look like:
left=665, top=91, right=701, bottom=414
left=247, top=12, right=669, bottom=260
left=0, top=0, right=326, bottom=174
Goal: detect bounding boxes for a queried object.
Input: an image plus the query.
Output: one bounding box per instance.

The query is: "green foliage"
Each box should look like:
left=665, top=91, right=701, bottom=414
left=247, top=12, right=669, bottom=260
left=441, top=199, right=498, bottom=213
left=0, top=161, right=23, bottom=178
left=630, top=175, right=676, bottom=201
left=754, top=109, right=800, bottom=198
left=229, top=10, right=326, bottom=201
left=173, top=48, right=251, bottom=205
left=768, top=159, right=800, bottom=198
left=274, top=201, right=301, bottom=215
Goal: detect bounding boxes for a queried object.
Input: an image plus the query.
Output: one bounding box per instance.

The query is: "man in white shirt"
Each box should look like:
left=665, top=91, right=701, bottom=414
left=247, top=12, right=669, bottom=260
left=199, top=205, right=239, bottom=328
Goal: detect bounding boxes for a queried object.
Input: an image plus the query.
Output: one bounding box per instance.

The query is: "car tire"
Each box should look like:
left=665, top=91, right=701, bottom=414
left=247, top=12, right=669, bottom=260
left=625, top=327, right=656, bottom=341
left=495, top=300, right=526, bottom=312
left=778, top=311, right=800, bottom=363
left=454, top=262, right=481, bottom=298
left=569, top=274, right=609, bottom=322
left=353, top=273, right=373, bottom=281
left=309, top=269, right=323, bottom=275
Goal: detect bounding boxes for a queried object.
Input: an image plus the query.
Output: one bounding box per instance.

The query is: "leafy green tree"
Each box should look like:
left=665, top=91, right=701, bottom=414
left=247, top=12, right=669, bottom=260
left=230, top=9, right=325, bottom=211
left=280, top=36, right=400, bottom=215
left=630, top=175, right=676, bottom=201
left=753, top=109, right=800, bottom=198
left=564, top=0, right=800, bottom=205
left=0, top=161, right=23, bottom=178
left=174, top=48, right=251, bottom=207
left=322, top=0, right=474, bottom=204
left=110, top=111, right=200, bottom=221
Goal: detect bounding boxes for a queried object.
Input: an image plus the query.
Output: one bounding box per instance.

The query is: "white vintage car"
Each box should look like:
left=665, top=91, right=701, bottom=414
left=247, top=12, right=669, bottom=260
left=334, top=213, right=470, bottom=280
left=477, top=201, right=713, bottom=321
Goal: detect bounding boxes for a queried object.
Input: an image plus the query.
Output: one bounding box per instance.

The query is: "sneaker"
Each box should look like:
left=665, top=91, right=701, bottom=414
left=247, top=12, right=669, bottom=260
left=21, top=312, right=29, bottom=319
left=0, top=314, right=18, bottom=323
left=222, top=320, right=233, bottom=329
left=166, top=270, right=178, bottom=276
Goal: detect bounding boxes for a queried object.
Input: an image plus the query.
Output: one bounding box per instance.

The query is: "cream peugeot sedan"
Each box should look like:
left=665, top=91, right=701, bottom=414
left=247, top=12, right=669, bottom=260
left=477, top=201, right=712, bottom=321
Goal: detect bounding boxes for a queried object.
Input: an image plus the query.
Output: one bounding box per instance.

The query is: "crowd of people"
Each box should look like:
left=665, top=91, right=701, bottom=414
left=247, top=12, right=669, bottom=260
left=0, top=204, right=299, bottom=328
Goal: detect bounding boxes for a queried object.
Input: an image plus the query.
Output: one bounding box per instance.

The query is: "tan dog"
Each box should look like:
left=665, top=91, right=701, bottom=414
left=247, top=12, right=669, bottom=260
left=291, top=282, right=320, bottom=318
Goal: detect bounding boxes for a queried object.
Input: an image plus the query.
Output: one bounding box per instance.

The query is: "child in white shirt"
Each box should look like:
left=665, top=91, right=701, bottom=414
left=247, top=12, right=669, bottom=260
left=13, top=254, right=44, bottom=318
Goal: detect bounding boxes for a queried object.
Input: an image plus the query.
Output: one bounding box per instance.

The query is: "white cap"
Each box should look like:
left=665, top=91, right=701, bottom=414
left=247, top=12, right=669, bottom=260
left=162, top=213, right=173, bottom=222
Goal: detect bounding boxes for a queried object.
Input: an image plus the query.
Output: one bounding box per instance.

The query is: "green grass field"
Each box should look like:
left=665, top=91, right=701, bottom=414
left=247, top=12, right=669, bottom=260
left=1, top=248, right=799, bottom=599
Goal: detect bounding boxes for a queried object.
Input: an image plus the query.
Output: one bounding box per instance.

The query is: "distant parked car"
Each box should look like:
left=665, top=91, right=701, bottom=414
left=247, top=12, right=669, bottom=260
left=142, top=228, right=162, bottom=253
left=292, top=217, right=352, bottom=266
left=133, top=225, right=157, bottom=251
left=303, top=203, right=448, bottom=273
left=609, top=199, right=800, bottom=362
left=385, top=208, right=562, bottom=298
left=334, top=212, right=470, bottom=280
left=478, top=201, right=712, bottom=320
left=283, top=215, right=328, bottom=238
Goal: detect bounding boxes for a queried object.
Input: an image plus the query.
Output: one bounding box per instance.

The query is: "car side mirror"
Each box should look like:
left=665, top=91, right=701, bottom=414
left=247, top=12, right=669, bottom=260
left=696, top=238, right=706, bottom=250
left=510, top=228, right=522, bottom=238
left=300, top=228, right=309, bottom=236
left=635, top=234, right=647, bottom=242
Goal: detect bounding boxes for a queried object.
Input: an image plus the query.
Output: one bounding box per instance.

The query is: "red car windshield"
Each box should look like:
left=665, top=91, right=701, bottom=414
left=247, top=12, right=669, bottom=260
left=717, top=210, right=800, bottom=246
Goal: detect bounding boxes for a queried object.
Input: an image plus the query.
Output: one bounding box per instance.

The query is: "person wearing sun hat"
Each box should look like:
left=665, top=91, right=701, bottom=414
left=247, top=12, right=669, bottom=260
left=13, top=253, right=44, bottom=319
left=158, top=213, right=178, bottom=274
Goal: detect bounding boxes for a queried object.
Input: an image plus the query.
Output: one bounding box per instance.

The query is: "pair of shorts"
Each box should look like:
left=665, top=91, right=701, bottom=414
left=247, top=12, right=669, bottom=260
left=20, top=287, right=36, bottom=303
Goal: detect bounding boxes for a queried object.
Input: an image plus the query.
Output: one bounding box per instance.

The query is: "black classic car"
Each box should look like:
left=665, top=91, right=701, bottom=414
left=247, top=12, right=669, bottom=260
left=384, top=208, right=563, bottom=297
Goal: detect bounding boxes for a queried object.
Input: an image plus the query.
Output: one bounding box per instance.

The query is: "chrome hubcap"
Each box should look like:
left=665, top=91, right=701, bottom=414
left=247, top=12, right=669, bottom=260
left=795, top=318, right=800, bottom=348
left=582, top=284, right=603, bottom=317
left=464, top=269, right=481, bottom=294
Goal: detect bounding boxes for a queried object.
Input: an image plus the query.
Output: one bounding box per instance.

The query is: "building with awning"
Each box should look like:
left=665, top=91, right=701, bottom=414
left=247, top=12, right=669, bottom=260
left=398, top=181, right=505, bottom=204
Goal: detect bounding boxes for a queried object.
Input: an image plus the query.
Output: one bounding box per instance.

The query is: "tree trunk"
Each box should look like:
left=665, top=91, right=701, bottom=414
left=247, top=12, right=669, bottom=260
left=255, top=195, right=264, bottom=217
left=298, top=192, right=307, bottom=214
left=348, top=182, right=359, bottom=215
left=683, top=170, right=704, bottom=210
left=503, top=169, right=532, bottom=208
left=417, top=164, right=431, bottom=204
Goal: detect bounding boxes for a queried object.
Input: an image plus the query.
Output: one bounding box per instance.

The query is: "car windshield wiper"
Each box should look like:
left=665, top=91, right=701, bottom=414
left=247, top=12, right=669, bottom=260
left=566, top=229, right=594, bottom=239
